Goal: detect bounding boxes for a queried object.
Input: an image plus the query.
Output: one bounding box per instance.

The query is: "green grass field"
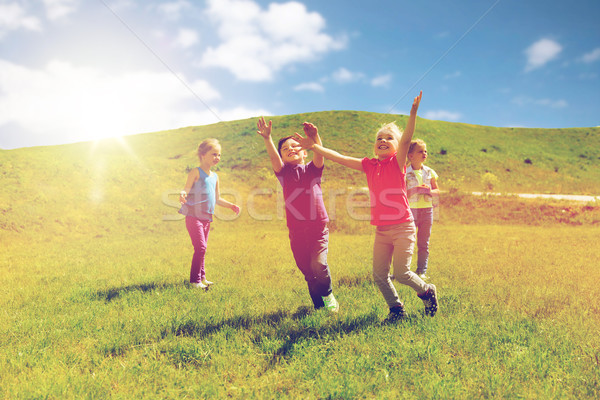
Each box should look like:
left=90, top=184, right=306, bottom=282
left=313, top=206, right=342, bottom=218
left=1, top=112, right=599, bottom=398
left=1, top=222, right=599, bottom=398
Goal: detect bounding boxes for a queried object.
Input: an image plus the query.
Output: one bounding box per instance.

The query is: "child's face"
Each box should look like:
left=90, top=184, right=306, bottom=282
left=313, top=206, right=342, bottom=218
left=200, top=145, right=221, bottom=167
left=280, top=138, right=307, bottom=164
left=374, top=130, right=399, bottom=159
left=409, top=145, right=428, bottom=164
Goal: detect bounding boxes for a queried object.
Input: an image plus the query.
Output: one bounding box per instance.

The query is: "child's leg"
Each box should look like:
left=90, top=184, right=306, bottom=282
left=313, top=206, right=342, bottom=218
left=308, top=223, right=333, bottom=298
left=289, top=226, right=326, bottom=308
left=373, top=226, right=402, bottom=309
left=413, top=208, right=433, bottom=275
left=390, top=222, right=428, bottom=294
left=185, top=216, right=211, bottom=284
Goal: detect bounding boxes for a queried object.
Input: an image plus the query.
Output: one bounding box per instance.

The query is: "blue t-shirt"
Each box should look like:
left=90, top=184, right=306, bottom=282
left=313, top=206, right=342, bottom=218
left=179, top=168, right=217, bottom=221
left=275, top=162, right=329, bottom=228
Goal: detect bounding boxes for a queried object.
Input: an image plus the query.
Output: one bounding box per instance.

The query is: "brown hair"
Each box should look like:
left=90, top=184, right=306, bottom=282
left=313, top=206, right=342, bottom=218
left=277, top=135, right=298, bottom=157
left=408, top=138, right=427, bottom=154
left=197, top=138, right=220, bottom=158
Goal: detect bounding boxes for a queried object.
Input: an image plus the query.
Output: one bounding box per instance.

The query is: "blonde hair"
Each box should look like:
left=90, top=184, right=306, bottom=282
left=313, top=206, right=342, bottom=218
left=408, top=138, right=427, bottom=154
left=376, top=122, right=402, bottom=141
left=197, top=138, right=220, bottom=157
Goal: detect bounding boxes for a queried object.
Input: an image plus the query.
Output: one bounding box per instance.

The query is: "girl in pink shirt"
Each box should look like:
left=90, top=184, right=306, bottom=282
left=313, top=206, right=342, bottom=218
left=295, top=91, right=438, bottom=320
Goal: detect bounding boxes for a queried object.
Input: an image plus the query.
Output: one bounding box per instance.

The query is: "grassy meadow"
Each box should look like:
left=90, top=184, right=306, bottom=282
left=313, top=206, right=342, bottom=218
left=1, top=112, right=599, bottom=398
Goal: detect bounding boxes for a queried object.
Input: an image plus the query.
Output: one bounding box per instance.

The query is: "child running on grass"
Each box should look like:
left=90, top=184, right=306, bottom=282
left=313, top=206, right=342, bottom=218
left=406, top=139, right=439, bottom=280
left=294, top=91, right=438, bottom=320
left=257, top=117, right=339, bottom=312
left=179, top=139, right=240, bottom=289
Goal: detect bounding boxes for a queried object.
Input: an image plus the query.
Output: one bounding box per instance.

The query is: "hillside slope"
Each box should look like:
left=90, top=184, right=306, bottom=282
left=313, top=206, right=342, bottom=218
left=1, top=111, right=599, bottom=242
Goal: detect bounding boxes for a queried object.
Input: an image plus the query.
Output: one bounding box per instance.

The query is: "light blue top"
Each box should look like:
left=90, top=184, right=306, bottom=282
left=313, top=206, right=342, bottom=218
left=179, top=168, right=217, bottom=221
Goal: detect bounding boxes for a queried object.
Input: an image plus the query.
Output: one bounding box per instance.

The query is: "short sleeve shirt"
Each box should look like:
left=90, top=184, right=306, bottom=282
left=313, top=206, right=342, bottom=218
left=275, top=162, right=329, bottom=228
left=406, top=165, right=438, bottom=208
left=361, top=154, right=413, bottom=226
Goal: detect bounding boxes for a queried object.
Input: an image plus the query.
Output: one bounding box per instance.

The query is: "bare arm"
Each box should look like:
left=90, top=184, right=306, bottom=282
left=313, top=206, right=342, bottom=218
left=294, top=132, right=363, bottom=171
left=257, top=117, right=284, bottom=173
left=396, top=91, right=422, bottom=167
left=303, top=122, right=324, bottom=168
left=179, top=168, right=199, bottom=204
left=430, top=176, right=440, bottom=195
left=215, top=177, right=241, bottom=214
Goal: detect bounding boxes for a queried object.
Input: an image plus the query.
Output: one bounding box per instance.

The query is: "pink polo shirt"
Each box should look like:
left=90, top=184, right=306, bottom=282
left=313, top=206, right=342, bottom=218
left=361, top=154, right=413, bottom=226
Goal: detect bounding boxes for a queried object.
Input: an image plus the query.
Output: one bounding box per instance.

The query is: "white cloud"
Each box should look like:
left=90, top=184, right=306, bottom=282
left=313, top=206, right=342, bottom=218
left=332, top=67, right=363, bottom=83
left=536, top=98, right=568, bottom=108
left=423, top=110, right=462, bottom=122
left=42, top=0, right=79, bottom=20
left=580, top=48, right=600, bottom=63
left=174, top=28, right=199, bottom=48
left=156, top=0, right=192, bottom=21
left=212, top=106, right=271, bottom=123
left=371, top=74, right=392, bottom=88
left=0, top=2, right=42, bottom=35
left=524, top=38, right=562, bottom=72
left=200, top=0, right=346, bottom=81
left=0, top=59, right=225, bottom=147
left=512, top=96, right=568, bottom=108
left=104, top=0, right=136, bottom=13
left=293, top=82, right=325, bottom=92
left=444, top=71, right=461, bottom=79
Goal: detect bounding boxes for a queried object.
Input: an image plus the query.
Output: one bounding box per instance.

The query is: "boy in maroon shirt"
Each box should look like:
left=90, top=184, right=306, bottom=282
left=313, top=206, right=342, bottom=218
left=257, top=117, right=338, bottom=312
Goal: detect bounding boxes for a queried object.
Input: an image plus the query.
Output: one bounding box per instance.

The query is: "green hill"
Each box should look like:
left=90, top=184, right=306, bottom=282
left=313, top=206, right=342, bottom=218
left=1, top=111, right=599, bottom=242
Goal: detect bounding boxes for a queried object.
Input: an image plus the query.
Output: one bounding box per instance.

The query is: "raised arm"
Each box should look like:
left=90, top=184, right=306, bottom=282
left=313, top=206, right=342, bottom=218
left=302, top=122, right=324, bottom=168
left=396, top=91, right=422, bottom=167
left=294, top=132, right=363, bottom=171
left=257, top=117, right=284, bottom=173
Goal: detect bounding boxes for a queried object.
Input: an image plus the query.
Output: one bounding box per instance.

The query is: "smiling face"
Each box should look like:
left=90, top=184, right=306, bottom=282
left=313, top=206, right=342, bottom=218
left=278, top=137, right=307, bottom=165
left=373, top=130, right=400, bottom=159
left=200, top=145, right=221, bottom=168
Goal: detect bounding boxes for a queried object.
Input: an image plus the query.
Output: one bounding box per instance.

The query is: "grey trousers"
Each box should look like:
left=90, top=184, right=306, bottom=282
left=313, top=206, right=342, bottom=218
left=372, top=221, right=428, bottom=308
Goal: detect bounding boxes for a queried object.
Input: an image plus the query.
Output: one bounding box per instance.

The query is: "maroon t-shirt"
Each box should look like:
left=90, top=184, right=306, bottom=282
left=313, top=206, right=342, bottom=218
left=275, top=162, right=329, bottom=228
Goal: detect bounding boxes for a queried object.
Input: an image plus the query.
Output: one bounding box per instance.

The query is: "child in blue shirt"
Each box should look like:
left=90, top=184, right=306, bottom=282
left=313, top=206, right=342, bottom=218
left=179, top=139, right=240, bottom=289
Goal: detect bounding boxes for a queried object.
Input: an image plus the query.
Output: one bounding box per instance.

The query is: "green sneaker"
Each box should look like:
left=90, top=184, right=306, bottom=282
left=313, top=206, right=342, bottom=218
left=322, top=293, right=339, bottom=313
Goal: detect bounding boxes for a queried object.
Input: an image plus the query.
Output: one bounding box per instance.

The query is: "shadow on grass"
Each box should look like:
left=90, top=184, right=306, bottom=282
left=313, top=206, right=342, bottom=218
left=161, top=306, right=313, bottom=339
left=94, top=281, right=178, bottom=302
left=268, top=310, right=381, bottom=366
left=159, top=304, right=386, bottom=369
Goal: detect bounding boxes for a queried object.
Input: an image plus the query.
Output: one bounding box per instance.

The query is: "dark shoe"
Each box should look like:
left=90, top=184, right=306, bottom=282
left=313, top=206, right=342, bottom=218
left=385, top=304, right=406, bottom=322
left=418, top=284, right=438, bottom=316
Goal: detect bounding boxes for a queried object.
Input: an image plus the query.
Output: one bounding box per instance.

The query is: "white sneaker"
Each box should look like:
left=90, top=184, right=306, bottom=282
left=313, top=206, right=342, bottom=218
left=201, top=279, right=214, bottom=286
left=191, top=282, right=207, bottom=289
left=419, top=274, right=429, bottom=281
left=322, top=293, right=339, bottom=313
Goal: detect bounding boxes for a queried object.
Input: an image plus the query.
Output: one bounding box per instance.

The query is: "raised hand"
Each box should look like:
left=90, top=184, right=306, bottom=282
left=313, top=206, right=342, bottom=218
left=410, top=91, right=423, bottom=116
left=293, top=132, right=316, bottom=150
left=257, top=116, right=272, bottom=139
left=303, top=122, right=318, bottom=138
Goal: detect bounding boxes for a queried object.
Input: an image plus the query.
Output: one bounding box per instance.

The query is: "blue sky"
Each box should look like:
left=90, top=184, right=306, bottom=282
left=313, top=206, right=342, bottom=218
left=0, top=0, right=599, bottom=149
